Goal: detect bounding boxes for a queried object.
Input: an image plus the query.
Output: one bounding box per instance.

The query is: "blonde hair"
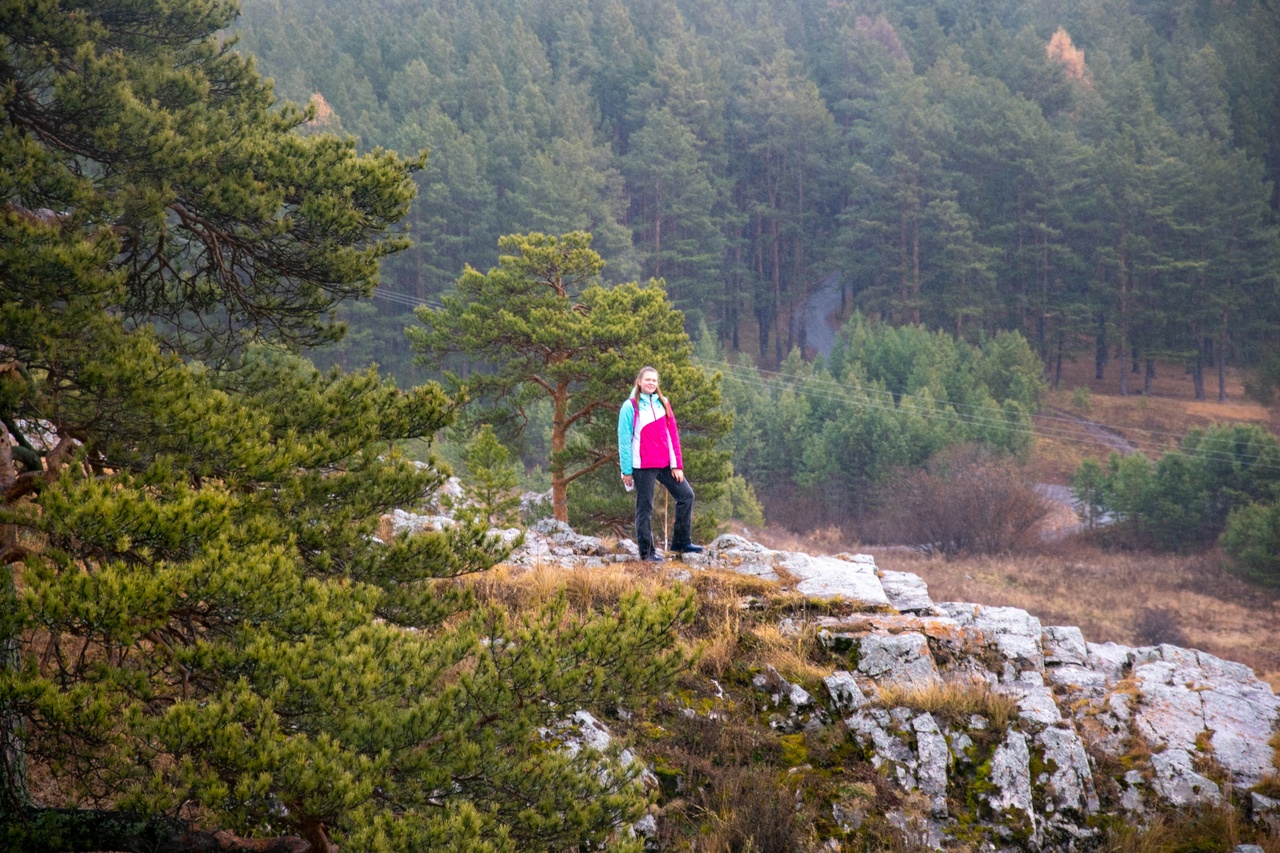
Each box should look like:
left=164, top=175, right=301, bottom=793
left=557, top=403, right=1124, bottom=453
left=630, top=366, right=671, bottom=411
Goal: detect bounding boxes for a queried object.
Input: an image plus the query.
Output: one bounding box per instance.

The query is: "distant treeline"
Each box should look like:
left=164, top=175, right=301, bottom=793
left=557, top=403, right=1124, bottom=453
left=236, top=0, right=1280, bottom=392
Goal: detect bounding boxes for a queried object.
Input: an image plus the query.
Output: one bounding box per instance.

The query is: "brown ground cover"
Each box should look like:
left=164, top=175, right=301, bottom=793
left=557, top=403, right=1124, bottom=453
left=1033, top=356, right=1273, bottom=481
left=874, top=542, right=1280, bottom=692
left=749, top=523, right=1280, bottom=692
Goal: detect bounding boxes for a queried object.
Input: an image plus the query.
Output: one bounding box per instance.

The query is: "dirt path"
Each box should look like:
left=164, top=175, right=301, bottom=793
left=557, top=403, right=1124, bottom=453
left=1038, top=406, right=1139, bottom=456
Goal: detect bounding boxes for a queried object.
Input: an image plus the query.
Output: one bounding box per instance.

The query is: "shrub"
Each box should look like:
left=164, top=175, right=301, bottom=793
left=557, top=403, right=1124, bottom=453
left=461, top=423, right=522, bottom=527
left=1220, top=501, right=1280, bottom=586
left=1072, top=457, right=1109, bottom=529
left=864, top=446, right=1051, bottom=556
left=1072, top=385, right=1092, bottom=413
left=709, top=464, right=766, bottom=528
left=720, top=317, right=1045, bottom=530
left=1074, top=424, right=1280, bottom=552
left=1134, top=607, right=1190, bottom=647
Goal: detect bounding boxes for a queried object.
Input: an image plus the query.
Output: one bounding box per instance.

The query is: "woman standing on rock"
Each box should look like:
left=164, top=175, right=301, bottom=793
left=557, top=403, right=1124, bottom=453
left=618, top=366, right=701, bottom=562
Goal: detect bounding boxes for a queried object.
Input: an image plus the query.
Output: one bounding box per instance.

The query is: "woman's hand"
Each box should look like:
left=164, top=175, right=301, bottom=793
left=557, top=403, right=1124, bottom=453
left=672, top=468, right=684, bottom=483
left=622, top=474, right=634, bottom=489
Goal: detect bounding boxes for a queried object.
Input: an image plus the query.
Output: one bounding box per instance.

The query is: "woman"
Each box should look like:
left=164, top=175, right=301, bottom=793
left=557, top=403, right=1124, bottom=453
left=618, top=366, right=701, bottom=562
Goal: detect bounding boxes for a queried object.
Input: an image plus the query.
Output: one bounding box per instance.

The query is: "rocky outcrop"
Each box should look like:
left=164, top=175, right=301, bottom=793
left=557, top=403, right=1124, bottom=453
left=492, top=524, right=1280, bottom=850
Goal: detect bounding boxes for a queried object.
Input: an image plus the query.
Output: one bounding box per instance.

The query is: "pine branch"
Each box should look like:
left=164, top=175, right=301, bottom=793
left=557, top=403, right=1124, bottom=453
left=0, top=808, right=311, bottom=853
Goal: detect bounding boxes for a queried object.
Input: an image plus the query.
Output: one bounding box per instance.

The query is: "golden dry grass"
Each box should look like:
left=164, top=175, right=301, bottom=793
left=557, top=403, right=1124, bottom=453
left=468, top=560, right=839, bottom=686
left=873, top=678, right=1019, bottom=731
left=464, top=561, right=673, bottom=615
left=1099, top=797, right=1280, bottom=853
left=871, top=542, right=1280, bottom=692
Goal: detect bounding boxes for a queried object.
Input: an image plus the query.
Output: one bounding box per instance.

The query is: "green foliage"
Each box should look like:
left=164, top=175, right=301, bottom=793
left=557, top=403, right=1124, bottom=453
left=1071, top=457, right=1108, bottom=529
left=1077, top=424, right=1280, bottom=551
left=1072, top=386, right=1093, bottom=413
left=708, top=465, right=767, bottom=530
left=461, top=425, right=522, bottom=528
left=0, top=7, right=695, bottom=850
left=409, top=231, right=731, bottom=529
left=1221, top=502, right=1280, bottom=586
left=723, top=316, right=1044, bottom=528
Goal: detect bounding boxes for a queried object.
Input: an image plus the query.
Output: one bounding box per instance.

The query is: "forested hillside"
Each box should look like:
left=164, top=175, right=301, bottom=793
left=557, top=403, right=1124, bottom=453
left=235, top=0, right=1280, bottom=394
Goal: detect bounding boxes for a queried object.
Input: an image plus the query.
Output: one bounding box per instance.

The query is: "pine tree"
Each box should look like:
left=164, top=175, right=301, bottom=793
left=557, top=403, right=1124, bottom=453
left=409, top=231, right=730, bottom=526
left=462, top=424, right=522, bottom=528
left=1, top=3, right=694, bottom=850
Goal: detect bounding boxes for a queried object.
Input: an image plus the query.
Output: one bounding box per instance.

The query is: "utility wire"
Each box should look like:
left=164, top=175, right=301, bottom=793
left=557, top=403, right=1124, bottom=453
left=700, top=356, right=1229, bottom=446
left=699, top=357, right=1280, bottom=473
left=361, top=286, right=1280, bottom=473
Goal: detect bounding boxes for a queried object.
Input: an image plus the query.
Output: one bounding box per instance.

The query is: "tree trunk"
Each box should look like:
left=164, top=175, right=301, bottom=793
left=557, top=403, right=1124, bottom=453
left=1, top=421, right=29, bottom=818
left=771, top=217, right=782, bottom=364
left=1217, top=327, right=1228, bottom=403
left=1095, top=315, right=1108, bottom=380
left=1, top=566, right=27, bottom=818
left=1193, top=341, right=1206, bottom=401
left=1144, top=358, right=1155, bottom=396
left=1054, top=330, right=1064, bottom=389
left=550, top=380, right=570, bottom=522
left=910, top=216, right=921, bottom=326
left=652, top=178, right=663, bottom=279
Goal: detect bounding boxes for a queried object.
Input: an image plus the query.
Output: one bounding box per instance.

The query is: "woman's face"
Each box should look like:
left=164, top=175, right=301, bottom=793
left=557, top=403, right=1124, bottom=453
left=639, top=370, right=660, bottom=394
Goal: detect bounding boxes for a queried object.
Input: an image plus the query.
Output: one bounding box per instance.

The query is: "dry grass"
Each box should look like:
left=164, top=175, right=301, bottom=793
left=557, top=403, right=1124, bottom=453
left=1034, top=357, right=1275, bottom=482
left=466, top=560, right=840, bottom=685
left=1099, top=796, right=1280, bottom=853
left=871, top=541, right=1280, bottom=691
left=873, top=678, right=1020, bottom=731
left=464, top=561, right=673, bottom=615
left=744, top=622, right=833, bottom=685
left=752, top=524, right=860, bottom=554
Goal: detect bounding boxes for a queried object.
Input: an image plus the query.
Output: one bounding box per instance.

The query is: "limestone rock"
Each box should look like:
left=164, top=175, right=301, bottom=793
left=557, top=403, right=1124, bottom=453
left=389, top=508, right=454, bottom=533
left=913, top=713, right=950, bottom=814
left=855, top=633, right=942, bottom=687
left=940, top=603, right=1045, bottom=674
left=879, top=569, right=935, bottom=613
left=474, top=520, right=1280, bottom=846
left=1042, top=626, right=1088, bottom=666
left=777, top=551, right=890, bottom=606
left=1035, top=726, right=1099, bottom=815
left=706, top=534, right=782, bottom=580
left=1150, top=747, right=1220, bottom=806
left=824, top=671, right=869, bottom=715
left=988, top=730, right=1036, bottom=829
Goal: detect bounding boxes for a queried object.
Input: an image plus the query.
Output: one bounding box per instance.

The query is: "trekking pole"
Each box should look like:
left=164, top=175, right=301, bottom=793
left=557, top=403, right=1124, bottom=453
left=663, top=490, right=669, bottom=551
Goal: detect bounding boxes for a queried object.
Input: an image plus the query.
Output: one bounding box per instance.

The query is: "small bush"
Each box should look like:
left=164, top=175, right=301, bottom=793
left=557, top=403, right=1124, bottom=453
left=1221, top=501, right=1280, bottom=586
left=1134, top=606, right=1189, bottom=648
left=1072, top=385, right=1092, bottom=413
left=1077, top=424, right=1280, bottom=552
left=864, top=446, right=1051, bottom=556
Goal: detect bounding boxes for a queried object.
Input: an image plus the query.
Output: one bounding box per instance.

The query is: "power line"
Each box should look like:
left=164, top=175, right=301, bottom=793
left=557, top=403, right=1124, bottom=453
left=358, top=287, right=1280, bottom=473
left=370, top=286, right=444, bottom=310
left=698, top=356, right=1280, bottom=473
left=701, top=356, right=1223, bottom=446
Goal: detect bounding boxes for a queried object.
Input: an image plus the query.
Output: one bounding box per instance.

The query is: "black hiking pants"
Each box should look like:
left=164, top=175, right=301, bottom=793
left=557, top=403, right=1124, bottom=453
left=633, top=467, right=695, bottom=557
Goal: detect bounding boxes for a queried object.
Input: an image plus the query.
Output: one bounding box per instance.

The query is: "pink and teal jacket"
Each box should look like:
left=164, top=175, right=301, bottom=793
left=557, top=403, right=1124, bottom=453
left=618, top=393, right=684, bottom=476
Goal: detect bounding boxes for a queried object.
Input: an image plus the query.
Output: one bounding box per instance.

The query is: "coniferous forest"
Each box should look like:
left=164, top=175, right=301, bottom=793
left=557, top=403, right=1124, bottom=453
left=235, top=0, right=1280, bottom=397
